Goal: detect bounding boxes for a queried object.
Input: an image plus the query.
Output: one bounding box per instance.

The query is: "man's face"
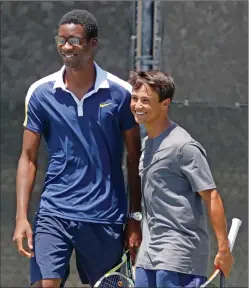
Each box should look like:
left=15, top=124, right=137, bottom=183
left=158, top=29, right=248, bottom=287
left=56, top=23, right=97, bottom=69
left=130, top=83, right=169, bottom=126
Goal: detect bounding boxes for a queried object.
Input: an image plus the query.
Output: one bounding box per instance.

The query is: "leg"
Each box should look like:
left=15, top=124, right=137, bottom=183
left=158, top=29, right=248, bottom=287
left=135, top=267, right=156, bottom=288
left=32, top=279, right=61, bottom=288
left=30, top=214, right=73, bottom=287
left=74, top=222, right=124, bottom=286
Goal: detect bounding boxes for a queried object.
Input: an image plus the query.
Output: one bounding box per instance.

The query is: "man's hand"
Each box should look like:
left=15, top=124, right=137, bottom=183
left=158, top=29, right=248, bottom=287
left=124, top=219, right=142, bottom=265
left=13, top=219, right=34, bottom=258
left=214, top=249, right=234, bottom=277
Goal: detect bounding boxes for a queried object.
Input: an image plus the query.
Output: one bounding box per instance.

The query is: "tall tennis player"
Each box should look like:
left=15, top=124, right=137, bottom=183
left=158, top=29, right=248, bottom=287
left=13, top=9, right=142, bottom=287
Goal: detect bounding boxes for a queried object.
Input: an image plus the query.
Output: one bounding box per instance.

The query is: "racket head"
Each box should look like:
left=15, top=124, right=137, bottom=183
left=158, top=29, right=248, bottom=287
left=200, top=269, right=220, bottom=287
left=200, top=269, right=225, bottom=288
left=94, top=272, right=134, bottom=287
left=201, top=281, right=220, bottom=287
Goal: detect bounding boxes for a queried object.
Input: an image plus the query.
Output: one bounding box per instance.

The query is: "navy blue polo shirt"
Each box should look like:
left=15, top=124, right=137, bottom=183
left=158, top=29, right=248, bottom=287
left=23, top=63, right=136, bottom=224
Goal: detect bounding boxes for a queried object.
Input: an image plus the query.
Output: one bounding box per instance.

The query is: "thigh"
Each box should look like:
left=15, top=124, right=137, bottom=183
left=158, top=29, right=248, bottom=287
left=156, top=270, right=180, bottom=288
left=156, top=270, right=207, bottom=288
left=135, top=267, right=156, bottom=288
left=74, top=222, right=123, bottom=286
left=30, top=215, right=73, bottom=286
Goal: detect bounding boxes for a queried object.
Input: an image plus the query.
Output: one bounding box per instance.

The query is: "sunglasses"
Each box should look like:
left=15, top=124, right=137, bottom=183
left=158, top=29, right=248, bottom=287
left=54, top=36, right=86, bottom=47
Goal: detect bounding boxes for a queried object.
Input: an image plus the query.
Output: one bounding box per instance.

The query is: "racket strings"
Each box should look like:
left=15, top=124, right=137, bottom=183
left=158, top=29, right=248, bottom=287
left=98, top=274, right=131, bottom=288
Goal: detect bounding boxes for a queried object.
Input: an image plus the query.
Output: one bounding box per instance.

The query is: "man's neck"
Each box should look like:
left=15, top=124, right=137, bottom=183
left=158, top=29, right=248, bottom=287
left=145, top=117, right=172, bottom=139
left=64, top=62, right=96, bottom=92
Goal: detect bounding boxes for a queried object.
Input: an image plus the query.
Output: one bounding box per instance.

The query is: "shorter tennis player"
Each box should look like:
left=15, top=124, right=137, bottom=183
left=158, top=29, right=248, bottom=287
left=129, top=71, right=234, bottom=287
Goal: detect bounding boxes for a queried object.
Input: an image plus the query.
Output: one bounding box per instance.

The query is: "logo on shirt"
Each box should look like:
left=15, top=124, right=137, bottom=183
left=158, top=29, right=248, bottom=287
left=100, top=102, right=112, bottom=108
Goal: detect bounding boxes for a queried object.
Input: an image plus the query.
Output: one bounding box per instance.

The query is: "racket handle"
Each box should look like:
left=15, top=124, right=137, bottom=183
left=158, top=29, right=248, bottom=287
left=220, top=271, right=225, bottom=288
left=126, top=251, right=133, bottom=281
left=219, top=218, right=242, bottom=287
left=228, top=218, right=242, bottom=252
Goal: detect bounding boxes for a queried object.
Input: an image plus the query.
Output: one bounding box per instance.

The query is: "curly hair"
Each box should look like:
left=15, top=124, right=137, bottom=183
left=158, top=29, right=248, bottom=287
left=59, top=9, right=98, bottom=40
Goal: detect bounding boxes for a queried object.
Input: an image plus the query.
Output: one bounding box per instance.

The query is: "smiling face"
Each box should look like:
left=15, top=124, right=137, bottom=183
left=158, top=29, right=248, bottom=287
left=130, top=83, right=170, bottom=127
left=56, top=23, right=98, bottom=69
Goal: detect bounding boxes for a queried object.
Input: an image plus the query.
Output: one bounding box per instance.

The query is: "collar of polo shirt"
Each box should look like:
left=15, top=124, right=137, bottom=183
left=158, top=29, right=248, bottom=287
left=53, top=62, right=109, bottom=92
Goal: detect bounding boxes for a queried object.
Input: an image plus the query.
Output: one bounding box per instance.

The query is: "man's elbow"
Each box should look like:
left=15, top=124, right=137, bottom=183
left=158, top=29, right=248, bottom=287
left=19, top=153, right=38, bottom=170
left=210, top=189, right=221, bottom=201
left=199, top=189, right=222, bottom=204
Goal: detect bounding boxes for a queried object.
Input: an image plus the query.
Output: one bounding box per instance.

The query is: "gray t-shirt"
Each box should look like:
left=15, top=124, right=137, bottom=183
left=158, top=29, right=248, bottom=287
left=136, top=122, right=216, bottom=277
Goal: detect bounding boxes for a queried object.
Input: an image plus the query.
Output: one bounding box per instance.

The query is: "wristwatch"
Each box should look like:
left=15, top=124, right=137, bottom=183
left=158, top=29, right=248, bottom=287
left=127, top=212, right=142, bottom=221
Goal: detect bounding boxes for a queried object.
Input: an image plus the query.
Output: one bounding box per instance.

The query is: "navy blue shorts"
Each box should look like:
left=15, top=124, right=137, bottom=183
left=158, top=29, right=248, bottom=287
left=30, top=214, right=123, bottom=286
left=136, top=267, right=207, bottom=288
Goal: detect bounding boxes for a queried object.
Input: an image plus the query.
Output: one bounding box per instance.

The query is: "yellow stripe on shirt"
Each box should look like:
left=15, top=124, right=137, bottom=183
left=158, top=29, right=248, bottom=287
left=23, top=98, right=28, bottom=127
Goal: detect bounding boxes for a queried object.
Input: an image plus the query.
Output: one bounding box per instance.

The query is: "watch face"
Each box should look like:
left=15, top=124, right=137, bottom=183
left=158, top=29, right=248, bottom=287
left=133, top=212, right=142, bottom=221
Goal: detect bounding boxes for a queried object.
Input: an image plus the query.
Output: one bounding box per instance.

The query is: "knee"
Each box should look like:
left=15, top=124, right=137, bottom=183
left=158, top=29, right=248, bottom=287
left=32, top=279, right=62, bottom=288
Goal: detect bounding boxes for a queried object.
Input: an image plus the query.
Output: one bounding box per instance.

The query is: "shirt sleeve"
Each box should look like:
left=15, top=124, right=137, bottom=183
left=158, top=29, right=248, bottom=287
left=118, top=89, right=136, bottom=131
left=23, top=86, right=46, bottom=134
left=178, top=142, right=216, bottom=192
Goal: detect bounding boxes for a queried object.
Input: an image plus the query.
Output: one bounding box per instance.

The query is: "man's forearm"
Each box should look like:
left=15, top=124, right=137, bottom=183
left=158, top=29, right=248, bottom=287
left=206, top=190, right=229, bottom=251
left=126, top=155, right=141, bottom=212
left=16, top=156, right=37, bottom=220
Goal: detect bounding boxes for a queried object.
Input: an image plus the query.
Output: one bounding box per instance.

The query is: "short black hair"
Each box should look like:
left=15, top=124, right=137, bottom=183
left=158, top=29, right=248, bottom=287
left=59, top=9, right=98, bottom=40
left=129, top=70, right=175, bottom=102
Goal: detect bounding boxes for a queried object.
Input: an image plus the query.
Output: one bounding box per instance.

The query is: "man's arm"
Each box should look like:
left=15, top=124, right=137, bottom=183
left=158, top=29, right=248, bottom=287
left=179, top=143, right=234, bottom=277
left=123, top=124, right=141, bottom=213
left=13, top=128, right=41, bottom=258
left=123, top=124, right=142, bottom=262
left=199, top=189, right=234, bottom=277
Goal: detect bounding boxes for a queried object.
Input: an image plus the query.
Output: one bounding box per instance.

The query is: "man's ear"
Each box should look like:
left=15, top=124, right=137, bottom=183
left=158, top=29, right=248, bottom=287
left=162, top=98, right=170, bottom=108
left=91, top=38, right=98, bottom=49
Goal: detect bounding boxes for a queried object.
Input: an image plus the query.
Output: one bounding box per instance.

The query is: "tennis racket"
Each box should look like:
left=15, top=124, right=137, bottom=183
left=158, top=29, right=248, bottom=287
left=94, top=250, right=135, bottom=287
left=201, top=218, right=242, bottom=288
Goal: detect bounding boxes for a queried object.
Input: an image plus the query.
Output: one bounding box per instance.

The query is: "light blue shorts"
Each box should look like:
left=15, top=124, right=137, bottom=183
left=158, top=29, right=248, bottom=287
left=136, top=267, right=207, bottom=287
